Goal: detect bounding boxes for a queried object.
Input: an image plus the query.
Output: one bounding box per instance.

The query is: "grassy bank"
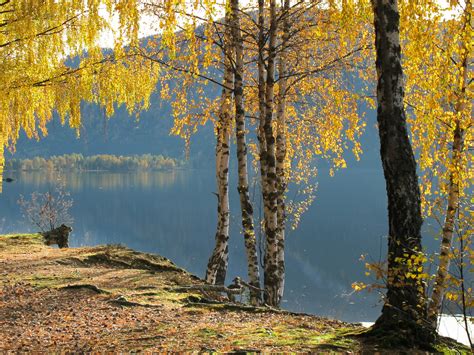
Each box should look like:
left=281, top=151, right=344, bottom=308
left=0, top=234, right=468, bottom=352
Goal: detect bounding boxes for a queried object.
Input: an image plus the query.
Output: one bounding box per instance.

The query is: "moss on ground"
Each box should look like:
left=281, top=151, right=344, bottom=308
left=0, top=233, right=44, bottom=252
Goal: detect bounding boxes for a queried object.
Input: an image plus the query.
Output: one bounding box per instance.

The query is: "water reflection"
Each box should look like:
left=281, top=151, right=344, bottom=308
left=0, top=169, right=389, bottom=322
left=11, top=170, right=189, bottom=191
left=1, top=169, right=472, bottom=346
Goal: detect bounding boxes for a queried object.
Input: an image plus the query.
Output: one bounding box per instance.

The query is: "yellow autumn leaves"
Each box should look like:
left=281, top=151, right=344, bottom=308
left=0, top=0, right=158, bottom=190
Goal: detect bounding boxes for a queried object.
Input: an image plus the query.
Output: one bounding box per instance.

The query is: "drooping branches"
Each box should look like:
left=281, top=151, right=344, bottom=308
left=139, top=0, right=370, bottom=307
left=401, top=0, right=473, bottom=329
left=0, top=0, right=158, bottom=189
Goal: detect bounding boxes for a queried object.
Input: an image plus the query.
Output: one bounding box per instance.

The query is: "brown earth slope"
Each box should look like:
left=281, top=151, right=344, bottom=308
left=0, top=234, right=467, bottom=353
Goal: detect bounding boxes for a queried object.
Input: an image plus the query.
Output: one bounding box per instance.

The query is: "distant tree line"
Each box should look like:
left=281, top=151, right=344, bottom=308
left=5, top=154, right=183, bottom=172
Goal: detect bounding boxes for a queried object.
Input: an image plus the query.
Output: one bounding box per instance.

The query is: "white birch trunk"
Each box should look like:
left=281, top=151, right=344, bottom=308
left=205, top=13, right=233, bottom=284
left=275, top=0, right=290, bottom=306
left=428, top=124, right=464, bottom=324
left=230, top=0, right=261, bottom=304
left=257, top=0, right=267, bottom=185
left=262, top=0, right=281, bottom=307
left=428, top=2, right=470, bottom=323
left=371, top=0, right=434, bottom=343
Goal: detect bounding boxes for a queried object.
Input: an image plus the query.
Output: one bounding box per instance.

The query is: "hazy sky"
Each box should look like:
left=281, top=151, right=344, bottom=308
left=99, top=1, right=227, bottom=48
left=98, top=0, right=460, bottom=48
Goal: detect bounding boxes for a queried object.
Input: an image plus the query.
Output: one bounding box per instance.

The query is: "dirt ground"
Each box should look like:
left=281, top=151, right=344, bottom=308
left=0, top=234, right=468, bottom=352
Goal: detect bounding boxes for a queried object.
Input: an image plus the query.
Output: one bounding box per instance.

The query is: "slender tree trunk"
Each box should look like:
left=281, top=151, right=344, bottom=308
left=427, top=1, right=470, bottom=325
left=230, top=0, right=261, bottom=304
left=256, top=0, right=270, bottom=292
left=275, top=0, right=290, bottom=307
left=0, top=128, right=4, bottom=192
left=427, top=124, right=464, bottom=325
left=262, top=0, right=281, bottom=307
left=257, top=0, right=268, bottom=201
left=370, top=0, right=435, bottom=346
left=205, top=10, right=233, bottom=285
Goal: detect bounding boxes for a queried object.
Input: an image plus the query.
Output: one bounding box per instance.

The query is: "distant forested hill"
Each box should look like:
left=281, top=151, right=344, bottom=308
left=9, top=89, right=218, bottom=167
left=10, top=93, right=381, bottom=169
left=9, top=49, right=380, bottom=170
left=5, top=153, right=183, bottom=172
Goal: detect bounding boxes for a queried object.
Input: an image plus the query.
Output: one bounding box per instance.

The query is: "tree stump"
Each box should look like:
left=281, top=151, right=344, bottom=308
left=42, top=224, right=72, bottom=248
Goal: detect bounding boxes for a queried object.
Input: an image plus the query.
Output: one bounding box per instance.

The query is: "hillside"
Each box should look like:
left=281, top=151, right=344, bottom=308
left=10, top=96, right=381, bottom=169
left=9, top=52, right=381, bottom=169
left=8, top=92, right=216, bottom=166
left=0, top=234, right=466, bottom=352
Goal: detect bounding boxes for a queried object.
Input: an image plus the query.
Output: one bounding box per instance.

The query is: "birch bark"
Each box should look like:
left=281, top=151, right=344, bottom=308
left=205, top=8, right=233, bottom=285
left=257, top=0, right=267, bottom=183
left=371, top=0, right=435, bottom=344
left=262, top=0, right=281, bottom=307
left=427, top=0, right=470, bottom=325
left=275, top=0, right=290, bottom=306
left=230, top=0, right=261, bottom=304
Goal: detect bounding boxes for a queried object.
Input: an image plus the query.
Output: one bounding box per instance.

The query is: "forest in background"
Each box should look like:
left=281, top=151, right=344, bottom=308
left=5, top=154, right=183, bottom=172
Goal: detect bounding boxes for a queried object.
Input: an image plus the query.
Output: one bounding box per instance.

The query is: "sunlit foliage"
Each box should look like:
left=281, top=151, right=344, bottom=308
left=0, top=0, right=159, bottom=189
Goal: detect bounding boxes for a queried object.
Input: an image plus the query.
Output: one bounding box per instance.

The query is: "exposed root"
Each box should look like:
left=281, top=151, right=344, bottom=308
left=108, top=296, right=163, bottom=308
left=361, top=324, right=437, bottom=351
left=61, top=284, right=109, bottom=294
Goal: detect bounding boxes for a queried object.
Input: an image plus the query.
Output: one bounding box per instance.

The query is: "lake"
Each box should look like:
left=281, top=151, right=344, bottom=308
left=0, top=168, right=460, bottom=325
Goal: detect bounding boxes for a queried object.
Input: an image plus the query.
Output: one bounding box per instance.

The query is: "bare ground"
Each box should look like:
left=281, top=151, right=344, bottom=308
left=0, top=234, right=468, bottom=353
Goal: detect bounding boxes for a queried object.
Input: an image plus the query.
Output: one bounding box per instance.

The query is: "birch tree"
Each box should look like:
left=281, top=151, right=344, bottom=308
left=401, top=0, right=473, bottom=327
left=230, top=0, right=262, bottom=303
left=141, top=1, right=262, bottom=301
left=0, top=0, right=158, bottom=190
left=260, top=0, right=281, bottom=307
left=205, top=5, right=233, bottom=286
left=142, top=1, right=369, bottom=307
left=275, top=0, right=290, bottom=308
left=249, top=0, right=369, bottom=307
left=369, top=0, right=436, bottom=346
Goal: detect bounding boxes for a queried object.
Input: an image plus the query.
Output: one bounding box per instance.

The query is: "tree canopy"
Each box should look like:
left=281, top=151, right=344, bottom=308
left=0, top=0, right=159, bottom=189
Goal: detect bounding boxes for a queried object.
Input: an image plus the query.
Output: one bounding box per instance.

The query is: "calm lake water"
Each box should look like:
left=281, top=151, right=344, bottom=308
left=0, top=168, right=448, bottom=323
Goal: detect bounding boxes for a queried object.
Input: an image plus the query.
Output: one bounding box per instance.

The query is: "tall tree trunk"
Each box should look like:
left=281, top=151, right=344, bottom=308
left=427, top=124, right=464, bottom=325
left=230, top=0, right=261, bottom=304
left=257, top=0, right=267, bottom=201
left=370, top=0, right=435, bottom=346
left=256, top=0, right=270, bottom=296
left=0, top=131, right=3, bottom=193
left=262, top=0, right=281, bottom=307
left=205, top=9, right=233, bottom=285
left=275, top=0, right=290, bottom=307
left=427, top=1, right=470, bottom=325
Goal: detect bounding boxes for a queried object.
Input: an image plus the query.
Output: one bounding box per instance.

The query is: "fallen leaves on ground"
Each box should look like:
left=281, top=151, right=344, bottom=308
left=0, top=234, right=363, bottom=352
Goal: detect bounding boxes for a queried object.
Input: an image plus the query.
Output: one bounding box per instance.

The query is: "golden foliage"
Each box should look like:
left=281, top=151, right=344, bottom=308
left=0, top=0, right=159, bottom=190
left=142, top=1, right=371, bottom=226
left=402, top=0, right=472, bottom=216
